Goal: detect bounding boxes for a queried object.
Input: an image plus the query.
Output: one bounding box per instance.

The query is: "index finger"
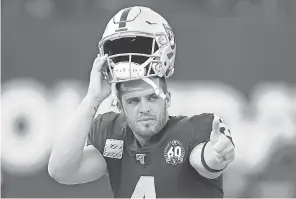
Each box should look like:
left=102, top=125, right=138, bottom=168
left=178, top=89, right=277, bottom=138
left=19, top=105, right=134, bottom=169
left=213, top=135, right=231, bottom=152
left=93, top=54, right=107, bottom=72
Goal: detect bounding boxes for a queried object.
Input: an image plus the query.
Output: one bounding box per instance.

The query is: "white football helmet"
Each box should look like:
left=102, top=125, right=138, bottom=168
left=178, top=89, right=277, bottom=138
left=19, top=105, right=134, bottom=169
left=98, top=6, right=176, bottom=98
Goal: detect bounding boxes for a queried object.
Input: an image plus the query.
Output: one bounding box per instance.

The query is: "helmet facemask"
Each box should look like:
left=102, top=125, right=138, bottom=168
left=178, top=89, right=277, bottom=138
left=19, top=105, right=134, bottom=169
left=98, top=31, right=174, bottom=84
left=98, top=29, right=175, bottom=101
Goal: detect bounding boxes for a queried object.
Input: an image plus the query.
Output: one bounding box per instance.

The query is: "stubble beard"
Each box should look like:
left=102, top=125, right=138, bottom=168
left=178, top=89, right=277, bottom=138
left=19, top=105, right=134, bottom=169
left=125, top=107, right=168, bottom=138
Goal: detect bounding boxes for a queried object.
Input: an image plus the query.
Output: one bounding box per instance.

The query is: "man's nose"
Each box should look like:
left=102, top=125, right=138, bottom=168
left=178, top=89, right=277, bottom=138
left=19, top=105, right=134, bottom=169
left=139, top=99, right=151, bottom=113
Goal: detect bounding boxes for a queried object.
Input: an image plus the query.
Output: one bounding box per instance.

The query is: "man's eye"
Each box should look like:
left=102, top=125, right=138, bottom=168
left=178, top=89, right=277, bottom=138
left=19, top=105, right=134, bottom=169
left=148, top=95, right=159, bottom=100
left=127, top=99, right=139, bottom=104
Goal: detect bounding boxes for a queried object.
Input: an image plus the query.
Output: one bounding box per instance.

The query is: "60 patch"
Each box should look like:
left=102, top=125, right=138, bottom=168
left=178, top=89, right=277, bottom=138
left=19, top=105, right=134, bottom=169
left=164, top=140, right=185, bottom=166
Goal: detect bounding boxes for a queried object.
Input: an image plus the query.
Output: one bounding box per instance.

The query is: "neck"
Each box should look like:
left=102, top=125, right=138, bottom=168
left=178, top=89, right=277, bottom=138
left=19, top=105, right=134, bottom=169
left=133, top=134, right=148, bottom=147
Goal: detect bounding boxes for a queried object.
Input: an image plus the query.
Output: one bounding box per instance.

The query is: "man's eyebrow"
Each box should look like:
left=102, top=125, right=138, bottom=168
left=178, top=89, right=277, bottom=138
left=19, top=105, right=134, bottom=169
left=125, top=96, right=139, bottom=101
left=125, top=93, right=157, bottom=101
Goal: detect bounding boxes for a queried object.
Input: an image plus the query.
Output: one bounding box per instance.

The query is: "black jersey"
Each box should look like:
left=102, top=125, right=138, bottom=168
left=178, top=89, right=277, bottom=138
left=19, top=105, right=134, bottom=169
left=87, top=112, right=223, bottom=198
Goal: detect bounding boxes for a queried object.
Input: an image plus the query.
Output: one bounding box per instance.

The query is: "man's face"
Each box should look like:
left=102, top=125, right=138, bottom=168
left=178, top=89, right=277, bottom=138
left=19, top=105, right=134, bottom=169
left=119, top=79, right=170, bottom=138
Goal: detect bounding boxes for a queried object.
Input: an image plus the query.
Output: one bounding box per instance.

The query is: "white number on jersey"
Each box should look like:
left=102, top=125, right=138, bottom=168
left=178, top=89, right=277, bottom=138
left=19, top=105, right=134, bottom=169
left=131, top=176, right=156, bottom=199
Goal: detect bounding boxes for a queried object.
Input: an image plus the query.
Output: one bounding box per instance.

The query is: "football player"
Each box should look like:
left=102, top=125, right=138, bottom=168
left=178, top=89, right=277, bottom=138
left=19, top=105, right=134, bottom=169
left=48, top=6, right=235, bottom=198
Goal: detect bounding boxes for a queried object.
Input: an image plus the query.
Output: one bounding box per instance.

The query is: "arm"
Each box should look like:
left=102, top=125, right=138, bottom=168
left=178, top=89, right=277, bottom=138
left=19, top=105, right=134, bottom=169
left=48, top=96, right=107, bottom=184
left=189, top=115, right=235, bottom=179
left=48, top=54, right=111, bottom=184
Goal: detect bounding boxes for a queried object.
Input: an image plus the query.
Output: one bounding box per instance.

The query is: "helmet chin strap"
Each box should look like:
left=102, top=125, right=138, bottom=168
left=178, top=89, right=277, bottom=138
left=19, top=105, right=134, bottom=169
left=140, top=50, right=166, bottom=99
left=142, top=77, right=166, bottom=99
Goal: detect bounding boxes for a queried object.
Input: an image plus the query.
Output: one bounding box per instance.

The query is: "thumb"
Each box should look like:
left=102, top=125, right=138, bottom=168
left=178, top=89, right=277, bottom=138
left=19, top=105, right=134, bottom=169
left=210, top=115, right=221, bottom=144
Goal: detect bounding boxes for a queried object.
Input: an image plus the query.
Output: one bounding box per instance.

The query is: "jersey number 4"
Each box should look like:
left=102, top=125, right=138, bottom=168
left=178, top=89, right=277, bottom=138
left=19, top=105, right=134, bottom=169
left=131, top=176, right=156, bottom=199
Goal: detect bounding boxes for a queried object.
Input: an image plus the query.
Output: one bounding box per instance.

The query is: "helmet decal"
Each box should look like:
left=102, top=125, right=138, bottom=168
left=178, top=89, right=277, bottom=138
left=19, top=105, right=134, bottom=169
left=118, top=7, right=132, bottom=28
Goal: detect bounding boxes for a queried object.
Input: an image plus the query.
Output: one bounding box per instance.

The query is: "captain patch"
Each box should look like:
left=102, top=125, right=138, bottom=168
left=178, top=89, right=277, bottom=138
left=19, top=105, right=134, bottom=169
left=103, top=139, right=124, bottom=159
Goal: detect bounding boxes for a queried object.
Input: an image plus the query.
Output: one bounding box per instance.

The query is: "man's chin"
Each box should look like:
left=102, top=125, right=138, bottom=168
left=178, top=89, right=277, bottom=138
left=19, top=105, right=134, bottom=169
left=137, top=127, right=157, bottom=137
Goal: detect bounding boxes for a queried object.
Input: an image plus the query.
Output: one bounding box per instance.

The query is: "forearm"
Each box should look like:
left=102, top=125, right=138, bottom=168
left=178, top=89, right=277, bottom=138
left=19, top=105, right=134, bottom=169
left=48, top=95, right=103, bottom=175
left=190, top=141, right=226, bottom=179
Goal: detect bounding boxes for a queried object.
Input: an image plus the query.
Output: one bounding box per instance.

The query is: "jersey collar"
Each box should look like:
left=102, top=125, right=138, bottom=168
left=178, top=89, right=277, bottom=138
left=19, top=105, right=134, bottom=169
left=125, top=116, right=175, bottom=155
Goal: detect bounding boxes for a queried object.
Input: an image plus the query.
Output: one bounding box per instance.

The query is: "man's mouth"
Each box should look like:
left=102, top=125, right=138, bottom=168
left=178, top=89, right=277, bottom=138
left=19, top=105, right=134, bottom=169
left=137, top=117, right=155, bottom=122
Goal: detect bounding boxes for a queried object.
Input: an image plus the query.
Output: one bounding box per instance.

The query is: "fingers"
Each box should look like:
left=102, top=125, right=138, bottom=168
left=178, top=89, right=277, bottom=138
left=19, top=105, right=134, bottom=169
left=214, top=141, right=235, bottom=158
left=109, top=59, right=116, bottom=67
left=209, top=115, right=236, bottom=166
left=212, top=135, right=235, bottom=164
left=216, top=150, right=235, bottom=165
left=92, top=54, right=107, bottom=72
left=212, top=135, right=231, bottom=153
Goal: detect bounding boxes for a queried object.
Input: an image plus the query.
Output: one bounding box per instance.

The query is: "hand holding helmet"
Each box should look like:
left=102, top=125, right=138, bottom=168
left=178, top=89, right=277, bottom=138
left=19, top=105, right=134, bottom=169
left=86, top=54, right=111, bottom=101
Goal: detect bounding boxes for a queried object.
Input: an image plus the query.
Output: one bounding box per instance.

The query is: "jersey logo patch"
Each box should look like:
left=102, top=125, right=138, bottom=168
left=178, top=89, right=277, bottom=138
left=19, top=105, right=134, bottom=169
left=136, top=153, right=146, bottom=165
left=103, top=139, right=124, bottom=159
left=164, top=140, right=185, bottom=166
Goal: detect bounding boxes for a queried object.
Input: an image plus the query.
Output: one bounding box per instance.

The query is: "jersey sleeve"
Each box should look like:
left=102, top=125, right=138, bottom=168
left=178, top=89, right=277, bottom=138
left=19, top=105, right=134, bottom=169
left=188, top=113, right=215, bottom=153
left=86, top=111, right=120, bottom=154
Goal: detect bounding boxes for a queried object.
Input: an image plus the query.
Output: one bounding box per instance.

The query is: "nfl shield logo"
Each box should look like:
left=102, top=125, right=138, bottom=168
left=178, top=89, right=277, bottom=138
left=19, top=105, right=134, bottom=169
left=136, top=154, right=146, bottom=165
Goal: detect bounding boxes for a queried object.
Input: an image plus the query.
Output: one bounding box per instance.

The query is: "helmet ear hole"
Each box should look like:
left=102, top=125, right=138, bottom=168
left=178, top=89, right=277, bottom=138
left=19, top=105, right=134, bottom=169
left=117, top=103, right=122, bottom=112
left=171, top=43, right=176, bottom=50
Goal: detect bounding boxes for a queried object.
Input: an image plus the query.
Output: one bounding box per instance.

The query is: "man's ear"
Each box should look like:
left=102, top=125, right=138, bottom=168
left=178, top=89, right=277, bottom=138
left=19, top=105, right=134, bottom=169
left=165, top=91, right=171, bottom=109
left=116, top=101, right=123, bottom=112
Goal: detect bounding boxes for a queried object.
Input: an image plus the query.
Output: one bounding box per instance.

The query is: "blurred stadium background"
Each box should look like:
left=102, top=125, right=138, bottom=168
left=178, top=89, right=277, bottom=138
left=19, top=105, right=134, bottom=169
left=1, top=0, right=296, bottom=197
